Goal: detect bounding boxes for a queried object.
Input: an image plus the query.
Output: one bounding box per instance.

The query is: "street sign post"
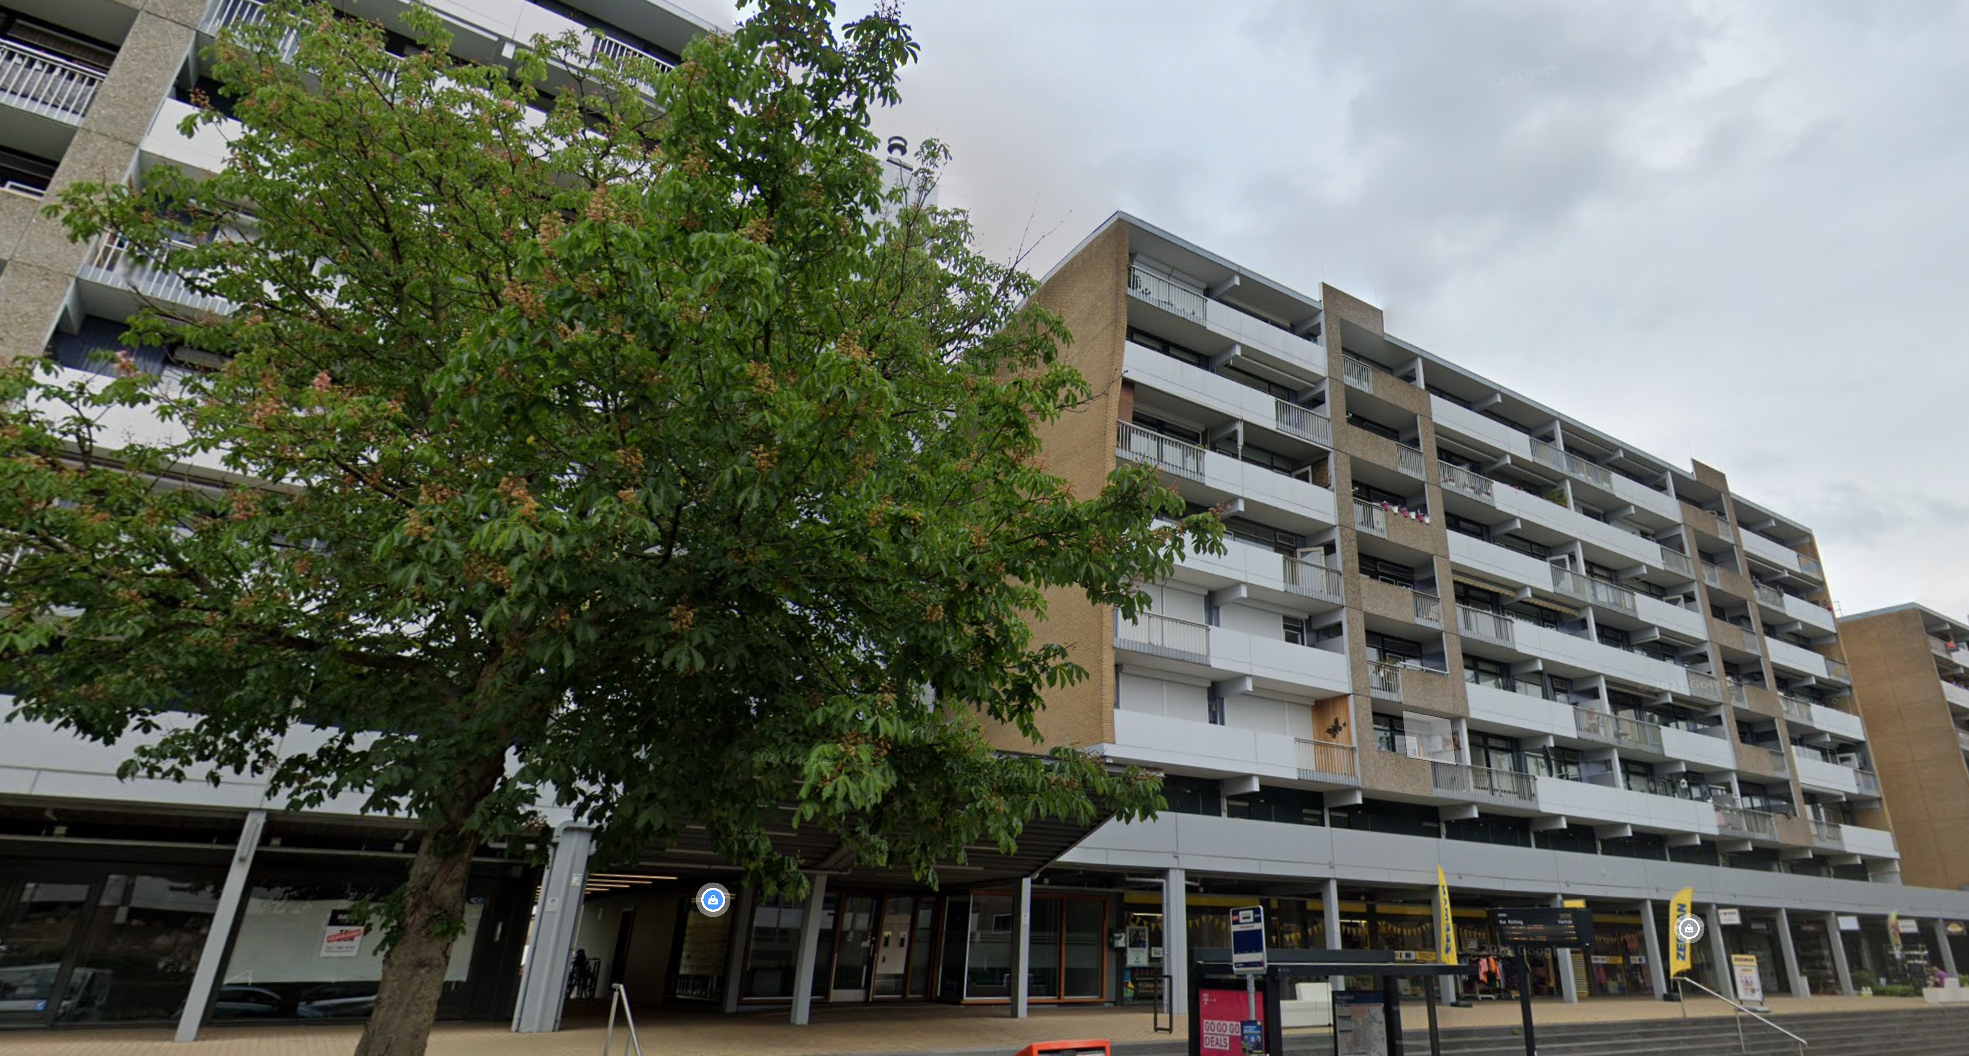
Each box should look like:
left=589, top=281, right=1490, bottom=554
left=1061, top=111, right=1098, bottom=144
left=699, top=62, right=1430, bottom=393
left=1229, top=907, right=1266, bottom=1054
left=1489, top=907, right=1596, bottom=1056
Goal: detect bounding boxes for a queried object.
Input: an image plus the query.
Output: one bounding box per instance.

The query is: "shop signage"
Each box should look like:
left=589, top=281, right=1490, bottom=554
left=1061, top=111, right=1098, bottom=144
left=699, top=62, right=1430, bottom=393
left=1898, top=918, right=1921, bottom=935
left=1230, top=905, right=1267, bottom=974
left=1731, top=954, right=1765, bottom=1007
left=320, top=909, right=366, bottom=958
left=1950, top=922, right=1966, bottom=936
left=1197, top=988, right=1266, bottom=1055
left=1838, top=916, right=1861, bottom=932
left=1334, top=990, right=1389, bottom=1056
left=1717, top=908, right=1742, bottom=926
left=1489, top=907, right=1594, bottom=949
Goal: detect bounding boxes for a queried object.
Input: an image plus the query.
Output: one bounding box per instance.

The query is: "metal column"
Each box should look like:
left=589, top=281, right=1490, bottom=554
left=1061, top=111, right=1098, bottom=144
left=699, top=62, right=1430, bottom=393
left=1703, top=905, right=1731, bottom=996
left=1164, top=868, right=1189, bottom=1020
left=174, top=810, right=266, bottom=1043
left=1551, top=894, right=1577, bottom=1003
left=1010, top=876, right=1032, bottom=1018
left=1825, top=912, right=1854, bottom=995
left=721, top=886, right=755, bottom=1013
left=789, top=874, right=829, bottom=1025
left=1324, top=876, right=1344, bottom=993
left=1935, top=920, right=1960, bottom=978
left=512, top=823, right=594, bottom=1033
left=1639, top=899, right=1667, bottom=998
left=1775, top=908, right=1807, bottom=998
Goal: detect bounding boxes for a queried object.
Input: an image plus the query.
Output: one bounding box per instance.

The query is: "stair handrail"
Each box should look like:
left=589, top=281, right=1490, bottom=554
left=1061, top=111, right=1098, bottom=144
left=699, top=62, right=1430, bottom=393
left=601, top=982, right=645, bottom=1056
left=1674, top=974, right=1806, bottom=1053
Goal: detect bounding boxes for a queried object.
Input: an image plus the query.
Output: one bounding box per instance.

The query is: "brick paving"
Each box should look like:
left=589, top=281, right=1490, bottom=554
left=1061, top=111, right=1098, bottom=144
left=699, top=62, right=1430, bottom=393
left=0, top=994, right=1931, bottom=1056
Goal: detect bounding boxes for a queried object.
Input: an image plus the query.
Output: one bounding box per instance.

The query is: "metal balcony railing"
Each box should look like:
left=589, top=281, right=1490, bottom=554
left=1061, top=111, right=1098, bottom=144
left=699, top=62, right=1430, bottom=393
left=1412, top=591, right=1442, bottom=625
left=1715, top=804, right=1777, bottom=839
left=80, top=234, right=234, bottom=317
left=591, top=34, right=672, bottom=68
left=1586, top=577, right=1638, bottom=614
left=1727, top=679, right=1749, bottom=707
left=1658, top=546, right=1694, bottom=577
left=1274, top=400, right=1332, bottom=445
left=1112, top=610, right=1209, bottom=665
left=1762, top=746, right=1789, bottom=778
left=1701, top=562, right=1723, bottom=588
left=1798, top=553, right=1822, bottom=577
left=1128, top=263, right=1206, bottom=318
left=1433, top=762, right=1536, bottom=802
left=1341, top=356, right=1374, bottom=392
left=1438, top=463, right=1493, bottom=502
left=1753, top=581, right=1785, bottom=608
left=1825, top=658, right=1850, bottom=682
left=1529, top=437, right=1613, bottom=489
left=1456, top=605, right=1515, bottom=644
left=199, top=0, right=300, bottom=58
left=1550, top=565, right=1587, bottom=599
left=1116, top=421, right=1207, bottom=483
left=0, top=38, right=105, bottom=123
left=1395, top=444, right=1425, bottom=478
left=1780, top=695, right=1813, bottom=724
left=1281, top=556, right=1343, bottom=601
left=1353, top=500, right=1387, bottom=538
left=1809, top=817, right=1843, bottom=846
left=1957, top=728, right=1969, bottom=753
left=1686, top=671, right=1725, bottom=703
left=1367, top=660, right=1402, bottom=698
left=1853, top=768, right=1880, bottom=795
left=1295, top=739, right=1357, bottom=782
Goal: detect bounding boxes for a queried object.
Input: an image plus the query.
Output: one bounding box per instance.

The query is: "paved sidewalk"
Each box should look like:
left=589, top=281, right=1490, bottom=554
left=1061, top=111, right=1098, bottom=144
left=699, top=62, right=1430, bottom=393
left=0, top=994, right=1933, bottom=1056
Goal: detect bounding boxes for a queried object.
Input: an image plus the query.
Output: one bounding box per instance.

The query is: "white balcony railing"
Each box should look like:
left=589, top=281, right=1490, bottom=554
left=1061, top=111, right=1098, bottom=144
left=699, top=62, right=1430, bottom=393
left=1, top=178, right=44, bottom=199
left=1116, top=421, right=1207, bottom=483
left=1780, top=695, right=1813, bottom=725
left=1368, top=660, right=1402, bottom=698
left=1413, top=591, right=1442, bottom=625
left=1550, top=565, right=1587, bottom=599
left=1826, top=658, right=1851, bottom=682
left=1572, top=709, right=1666, bottom=753
left=1753, top=581, right=1785, bottom=608
left=1433, top=762, right=1536, bottom=802
left=1809, top=817, right=1843, bottom=846
left=201, top=0, right=267, bottom=33
left=1701, top=562, right=1723, bottom=588
left=1439, top=463, right=1494, bottom=503
left=1853, top=768, right=1880, bottom=795
left=79, top=234, right=234, bottom=317
left=1295, top=739, right=1357, bottom=782
left=1715, top=804, right=1777, bottom=839
left=0, top=38, right=104, bottom=123
left=1686, top=671, right=1725, bottom=704
left=1396, top=444, right=1425, bottom=478
left=1128, top=263, right=1206, bottom=319
left=1112, top=610, right=1209, bottom=665
left=1281, top=556, right=1343, bottom=601
left=1341, top=356, right=1374, bottom=392
left=1658, top=546, right=1694, bottom=577
left=591, top=34, right=672, bottom=69
left=1957, top=728, right=1969, bottom=753
left=1353, top=500, right=1387, bottom=538
left=1585, top=577, right=1638, bottom=614
left=1274, top=400, right=1332, bottom=446
left=1529, top=437, right=1613, bottom=489
left=1456, top=605, right=1514, bottom=645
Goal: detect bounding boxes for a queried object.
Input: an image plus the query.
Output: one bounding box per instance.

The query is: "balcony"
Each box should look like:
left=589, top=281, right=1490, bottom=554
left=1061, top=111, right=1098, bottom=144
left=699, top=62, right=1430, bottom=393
left=1585, top=577, right=1638, bottom=615
left=1529, top=437, right=1614, bottom=489
left=1412, top=591, right=1443, bottom=627
left=1438, top=463, right=1493, bottom=503
left=1295, top=739, right=1358, bottom=783
left=1686, top=670, right=1725, bottom=704
left=1128, top=263, right=1206, bottom=319
left=1810, top=817, right=1844, bottom=849
left=1826, top=658, right=1851, bottom=683
left=78, top=235, right=234, bottom=317
left=591, top=33, right=672, bottom=69
left=1854, top=768, right=1880, bottom=796
left=1281, top=555, right=1343, bottom=604
left=0, top=38, right=104, bottom=125
left=1701, top=562, right=1723, bottom=588
left=1275, top=400, right=1332, bottom=445
left=1659, top=547, right=1694, bottom=577
left=1113, top=610, right=1209, bottom=665
left=1368, top=660, right=1402, bottom=699
left=1715, top=804, right=1778, bottom=840
left=1433, top=762, right=1536, bottom=804
left=1753, top=581, right=1785, bottom=609
left=1396, top=443, right=1425, bottom=478
left=1353, top=500, right=1388, bottom=538
left=1958, top=728, right=1969, bottom=753
left=1116, top=421, right=1207, bottom=483
left=1341, top=356, right=1375, bottom=392
left=1551, top=566, right=1587, bottom=599
left=1780, top=695, right=1814, bottom=725
left=1838, top=823, right=1897, bottom=859
left=1944, top=681, right=1969, bottom=710
left=1572, top=709, right=1665, bottom=754
left=1456, top=604, right=1515, bottom=646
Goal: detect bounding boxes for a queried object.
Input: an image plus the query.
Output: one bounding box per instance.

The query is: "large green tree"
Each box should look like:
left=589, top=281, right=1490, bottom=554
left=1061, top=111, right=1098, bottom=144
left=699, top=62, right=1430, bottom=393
left=0, top=1, right=1218, bottom=1052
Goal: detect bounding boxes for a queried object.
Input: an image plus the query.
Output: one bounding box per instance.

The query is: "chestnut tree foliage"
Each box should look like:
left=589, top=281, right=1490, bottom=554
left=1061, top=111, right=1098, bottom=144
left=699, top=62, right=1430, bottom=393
left=0, top=1, right=1218, bottom=1051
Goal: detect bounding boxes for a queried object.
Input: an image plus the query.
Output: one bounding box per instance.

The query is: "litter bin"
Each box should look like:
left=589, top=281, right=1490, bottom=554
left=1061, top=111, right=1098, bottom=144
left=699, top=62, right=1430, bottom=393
left=1012, top=1041, right=1111, bottom=1056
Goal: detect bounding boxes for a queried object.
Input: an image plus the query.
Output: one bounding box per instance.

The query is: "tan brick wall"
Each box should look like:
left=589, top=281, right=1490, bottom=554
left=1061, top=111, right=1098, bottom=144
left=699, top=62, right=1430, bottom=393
left=981, top=221, right=1129, bottom=754
left=1400, top=667, right=1468, bottom=719
left=1844, top=609, right=1969, bottom=889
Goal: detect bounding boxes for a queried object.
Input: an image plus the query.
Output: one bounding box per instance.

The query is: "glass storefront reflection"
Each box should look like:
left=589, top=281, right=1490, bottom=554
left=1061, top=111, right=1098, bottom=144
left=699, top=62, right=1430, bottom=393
left=0, top=872, right=221, bottom=1026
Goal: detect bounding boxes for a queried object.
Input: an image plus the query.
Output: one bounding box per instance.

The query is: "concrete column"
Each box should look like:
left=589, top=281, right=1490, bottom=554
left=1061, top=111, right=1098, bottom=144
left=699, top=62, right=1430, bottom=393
left=1825, top=913, right=1854, bottom=995
left=1551, top=894, right=1578, bottom=1004
left=512, top=824, right=594, bottom=1033
left=1775, top=909, right=1806, bottom=998
left=1324, top=876, right=1344, bottom=994
left=1010, top=876, right=1032, bottom=1018
left=721, top=887, right=756, bottom=1014
left=173, top=810, right=266, bottom=1043
left=1703, top=905, right=1731, bottom=996
left=1164, top=868, right=1189, bottom=1020
left=1639, top=899, right=1667, bottom=998
left=1934, top=920, right=1959, bottom=977
left=1435, top=879, right=1457, bottom=1006
left=789, top=874, right=829, bottom=1025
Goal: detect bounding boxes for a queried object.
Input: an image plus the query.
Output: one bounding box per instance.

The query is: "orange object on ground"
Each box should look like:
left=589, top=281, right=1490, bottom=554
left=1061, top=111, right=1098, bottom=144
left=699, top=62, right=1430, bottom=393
left=1012, top=1041, right=1112, bottom=1056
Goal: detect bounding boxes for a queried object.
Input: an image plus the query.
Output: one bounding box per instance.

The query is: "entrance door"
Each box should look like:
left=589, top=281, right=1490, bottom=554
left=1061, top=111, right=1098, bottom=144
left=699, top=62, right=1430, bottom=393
left=871, top=897, right=914, bottom=999
left=828, top=895, right=879, bottom=1002
left=0, top=878, right=95, bottom=1027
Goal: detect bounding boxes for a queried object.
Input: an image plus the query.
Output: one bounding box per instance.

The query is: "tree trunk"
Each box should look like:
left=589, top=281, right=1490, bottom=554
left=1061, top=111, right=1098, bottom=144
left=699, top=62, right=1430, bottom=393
left=351, top=816, right=477, bottom=1056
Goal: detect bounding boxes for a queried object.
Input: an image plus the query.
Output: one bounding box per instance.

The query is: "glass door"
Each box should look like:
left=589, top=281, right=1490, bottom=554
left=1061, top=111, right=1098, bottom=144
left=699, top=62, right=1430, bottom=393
left=828, top=895, right=879, bottom=1002
left=0, top=878, right=96, bottom=1027
left=871, top=896, right=914, bottom=999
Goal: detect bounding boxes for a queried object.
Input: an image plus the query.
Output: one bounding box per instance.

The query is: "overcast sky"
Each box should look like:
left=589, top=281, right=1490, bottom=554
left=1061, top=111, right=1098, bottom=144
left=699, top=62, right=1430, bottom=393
left=697, top=0, right=1969, bottom=620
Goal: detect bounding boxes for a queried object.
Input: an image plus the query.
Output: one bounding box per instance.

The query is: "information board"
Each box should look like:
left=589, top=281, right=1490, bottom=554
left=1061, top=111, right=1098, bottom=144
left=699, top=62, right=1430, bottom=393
left=1230, top=905, right=1267, bottom=974
left=1489, top=907, right=1594, bottom=949
left=1333, top=990, right=1389, bottom=1056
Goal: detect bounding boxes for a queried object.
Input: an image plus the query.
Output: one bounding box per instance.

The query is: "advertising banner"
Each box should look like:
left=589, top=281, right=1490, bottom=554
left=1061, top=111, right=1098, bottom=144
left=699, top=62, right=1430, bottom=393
left=1197, top=987, right=1264, bottom=1055
left=1669, top=887, right=1695, bottom=977
left=1436, top=868, right=1459, bottom=966
left=1731, top=954, right=1765, bottom=1006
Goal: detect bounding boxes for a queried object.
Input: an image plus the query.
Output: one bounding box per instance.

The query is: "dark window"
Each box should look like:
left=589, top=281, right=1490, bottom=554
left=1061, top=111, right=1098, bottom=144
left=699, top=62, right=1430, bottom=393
left=1444, top=815, right=1531, bottom=847
left=1131, top=412, right=1202, bottom=446
left=1351, top=481, right=1408, bottom=506
left=1223, top=517, right=1301, bottom=554
left=1128, top=327, right=1206, bottom=368
left=1161, top=776, right=1220, bottom=817
left=1224, top=787, right=1325, bottom=826
left=1346, top=413, right=1400, bottom=441
left=48, top=317, right=170, bottom=378
left=1372, top=713, right=1405, bottom=753
left=1364, top=632, right=1422, bottom=666
left=1597, top=626, right=1630, bottom=650
left=1492, top=534, right=1550, bottom=560
left=1220, top=364, right=1294, bottom=400
left=1359, top=555, right=1415, bottom=588
left=1469, top=731, right=1521, bottom=773
left=1463, top=655, right=1510, bottom=690
left=1530, top=746, right=1581, bottom=781
left=1445, top=513, right=1489, bottom=540
left=1454, top=583, right=1505, bottom=613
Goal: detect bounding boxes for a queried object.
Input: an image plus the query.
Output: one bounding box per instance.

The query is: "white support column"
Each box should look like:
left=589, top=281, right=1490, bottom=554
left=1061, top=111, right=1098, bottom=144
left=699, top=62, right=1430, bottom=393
left=1010, top=876, right=1033, bottom=1018
left=789, top=874, right=829, bottom=1026
left=1164, top=868, right=1189, bottom=1021
left=1435, top=880, right=1458, bottom=1007
left=1825, top=913, right=1854, bottom=995
left=174, top=810, right=266, bottom=1043
left=1324, top=876, right=1344, bottom=994
left=721, top=887, right=756, bottom=1014
left=1551, top=895, right=1578, bottom=1003
left=512, top=824, right=594, bottom=1033
left=1935, top=920, right=1959, bottom=978
left=1703, top=905, right=1731, bottom=995
left=1639, top=899, right=1667, bottom=999
left=1775, top=909, right=1807, bottom=998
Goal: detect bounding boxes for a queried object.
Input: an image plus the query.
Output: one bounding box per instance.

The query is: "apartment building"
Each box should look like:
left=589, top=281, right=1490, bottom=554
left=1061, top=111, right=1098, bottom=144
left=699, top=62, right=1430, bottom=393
left=1010, top=211, right=1969, bottom=1005
left=1839, top=605, right=1969, bottom=893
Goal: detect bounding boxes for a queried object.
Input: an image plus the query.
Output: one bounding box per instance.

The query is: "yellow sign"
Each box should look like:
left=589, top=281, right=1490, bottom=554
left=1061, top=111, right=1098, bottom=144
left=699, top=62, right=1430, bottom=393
left=1436, top=867, right=1459, bottom=966
left=1562, top=899, right=1586, bottom=909
left=1669, top=887, right=1695, bottom=978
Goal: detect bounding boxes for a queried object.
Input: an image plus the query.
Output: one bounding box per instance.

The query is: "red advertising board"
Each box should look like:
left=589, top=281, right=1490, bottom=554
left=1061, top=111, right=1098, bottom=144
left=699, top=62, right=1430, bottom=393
left=1197, top=987, right=1264, bottom=1055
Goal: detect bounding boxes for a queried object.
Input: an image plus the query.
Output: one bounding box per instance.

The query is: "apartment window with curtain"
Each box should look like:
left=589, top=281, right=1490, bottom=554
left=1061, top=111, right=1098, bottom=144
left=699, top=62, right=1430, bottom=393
left=1463, top=655, right=1510, bottom=690
left=1372, top=713, right=1406, bottom=754
left=1364, top=632, right=1422, bottom=667
left=1529, top=746, right=1581, bottom=781
left=1454, top=583, right=1505, bottom=614
left=1469, top=731, right=1522, bottom=774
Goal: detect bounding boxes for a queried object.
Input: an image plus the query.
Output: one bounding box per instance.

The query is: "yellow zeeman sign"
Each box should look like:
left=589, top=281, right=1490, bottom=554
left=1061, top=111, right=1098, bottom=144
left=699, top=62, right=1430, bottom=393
left=1437, top=867, right=1459, bottom=965
left=1669, top=886, right=1695, bottom=977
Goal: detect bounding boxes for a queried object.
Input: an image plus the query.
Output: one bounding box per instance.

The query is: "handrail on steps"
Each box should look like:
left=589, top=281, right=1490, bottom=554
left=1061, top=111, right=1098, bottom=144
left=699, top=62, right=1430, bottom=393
left=1674, top=974, right=1806, bottom=1053
left=602, top=982, right=645, bottom=1056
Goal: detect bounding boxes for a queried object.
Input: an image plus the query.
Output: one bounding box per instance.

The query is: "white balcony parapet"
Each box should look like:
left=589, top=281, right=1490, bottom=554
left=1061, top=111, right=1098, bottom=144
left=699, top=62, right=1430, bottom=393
left=1113, top=610, right=1209, bottom=665
left=1128, top=262, right=1206, bottom=319
left=1659, top=546, right=1694, bottom=577
left=1686, top=671, right=1725, bottom=704
left=1550, top=565, right=1587, bottom=599
left=1715, top=804, right=1777, bottom=839
left=1434, top=762, right=1535, bottom=802
left=1585, top=577, right=1638, bottom=614
left=1780, top=695, right=1814, bottom=725
left=1116, top=421, right=1206, bottom=483
left=1957, top=728, right=1969, bottom=753
left=1294, top=739, right=1357, bottom=783
left=1413, top=591, right=1442, bottom=626
left=1457, top=605, right=1515, bottom=645
left=79, top=234, right=234, bottom=317
left=1810, top=817, right=1843, bottom=847
left=1439, top=463, right=1494, bottom=503
left=1826, top=657, right=1851, bottom=683
left=1853, top=768, right=1880, bottom=796
left=0, top=38, right=104, bottom=123
left=1353, top=500, right=1387, bottom=538
left=1341, top=356, right=1374, bottom=392
left=1701, top=562, right=1723, bottom=588
left=1274, top=399, right=1332, bottom=446
left=1754, top=581, right=1785, bottom=608
left=1529, top=437, right=1613, bottom=489
left=1947, top=681, right=1969, bottom=710
left=1396, top=444, right=1425, bottom=478
left=1281, top=556, right=1343, bottom=602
